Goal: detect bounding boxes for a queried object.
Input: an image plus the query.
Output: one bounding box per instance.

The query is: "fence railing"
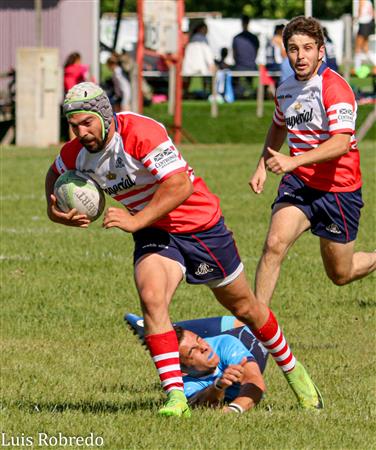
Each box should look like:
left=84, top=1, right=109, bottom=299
left=133, top=68, right=281, bottom=118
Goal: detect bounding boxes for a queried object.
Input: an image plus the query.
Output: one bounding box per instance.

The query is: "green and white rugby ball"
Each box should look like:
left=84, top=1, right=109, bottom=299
left=54, top=170, right=105, bottom=221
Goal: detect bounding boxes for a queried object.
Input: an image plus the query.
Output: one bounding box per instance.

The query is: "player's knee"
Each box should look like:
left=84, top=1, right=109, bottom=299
left=263, top=233, right=288, bottom=259
left=229, top=302, right=262, bottom=328
left=326, top=269, right=350, bottom=286
left=138, top=286, right=165, bottom=310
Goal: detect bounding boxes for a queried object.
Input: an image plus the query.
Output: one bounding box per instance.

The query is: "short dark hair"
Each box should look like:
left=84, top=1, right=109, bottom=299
left=241, top=15, right=250, bottom=28
left=173, top=325, right=186, bottom=344
left=283, top=16, right=324, bottom=50
left=64, top=52, right=81, bottom=68
left=274, top=24, right=285, bottom=36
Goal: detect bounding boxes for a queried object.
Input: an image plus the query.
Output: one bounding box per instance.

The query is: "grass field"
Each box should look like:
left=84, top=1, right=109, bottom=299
left=142, top=101, right=376, bottom=144
left=1, top=142, right=375, bottom=450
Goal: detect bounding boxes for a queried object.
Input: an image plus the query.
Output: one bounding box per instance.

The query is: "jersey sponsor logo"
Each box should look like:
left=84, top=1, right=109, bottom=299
left=285, top=107, right=313, bottom=128
left=115, top=157, right=125, bottom=168
left=141, top=243, right=169, bottom=249
left=152, top=147, right=179, bottom=169
left=294, top=102, right=302, bottom=111
left=106, top=171, right=117, bottom=180
left=326, top=223, right=342, bottom=234
left=195, top=263, right=214, bottom=276
left=103, top=175, right=136, bottom=195
left=338, top=108, right=353, bottom=122
left=277, top=94, right=292, bottom=99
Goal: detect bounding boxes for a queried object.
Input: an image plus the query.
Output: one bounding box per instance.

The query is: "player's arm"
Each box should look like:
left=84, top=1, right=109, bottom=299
left=189, top=357, right=249, bottom=408
left=103, top=170, right=193, bottom=233
left=188, top=382, right=226, bottom=407
left=222, top=361, right=265, bottom=414
left=266, top=133, right=351, bottom=175
left=45, top=166, right=90, bottom=228
left=249, top=121, right=287, bottom=194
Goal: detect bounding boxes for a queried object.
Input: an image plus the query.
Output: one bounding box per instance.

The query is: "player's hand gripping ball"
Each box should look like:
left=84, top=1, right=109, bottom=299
left=54, top=170, right=105, bottom=221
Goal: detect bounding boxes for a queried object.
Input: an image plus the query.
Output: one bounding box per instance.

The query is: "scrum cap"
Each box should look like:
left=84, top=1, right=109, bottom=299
left=63, top=82, right=113, bottom=140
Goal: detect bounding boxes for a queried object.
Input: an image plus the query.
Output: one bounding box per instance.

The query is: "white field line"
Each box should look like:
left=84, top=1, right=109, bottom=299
left=2, top=227, right=63, bottom=234
left=0, top=194, right=45, bottom=201
left=1, top=251, right=130, bottom=262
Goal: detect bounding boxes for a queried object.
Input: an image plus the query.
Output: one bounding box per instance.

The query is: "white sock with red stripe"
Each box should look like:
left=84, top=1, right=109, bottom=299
left=252, top=309, right=296, bottom=373
left=145, top=330, right=185, bottom=394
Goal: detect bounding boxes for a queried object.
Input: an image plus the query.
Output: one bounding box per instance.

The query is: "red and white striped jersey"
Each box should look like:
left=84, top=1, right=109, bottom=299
left=52, top=112, right=221, bottom=233
left=273, top=64, right=362, bottom=192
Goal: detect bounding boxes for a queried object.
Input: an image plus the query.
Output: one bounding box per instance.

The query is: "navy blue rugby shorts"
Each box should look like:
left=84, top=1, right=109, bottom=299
left=133, top=217, right=243, bottom=287
left=273, top=173, right=364, bottom=243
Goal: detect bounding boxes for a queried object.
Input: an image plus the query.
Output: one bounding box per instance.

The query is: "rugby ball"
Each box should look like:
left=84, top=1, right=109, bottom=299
left=54, top=170, right=105, bottom=221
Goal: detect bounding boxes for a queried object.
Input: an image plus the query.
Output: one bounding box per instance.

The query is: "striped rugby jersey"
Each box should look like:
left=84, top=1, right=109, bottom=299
left=273, top=63, right=362, bottom=192
left=52, top=112, right=221, bottom=233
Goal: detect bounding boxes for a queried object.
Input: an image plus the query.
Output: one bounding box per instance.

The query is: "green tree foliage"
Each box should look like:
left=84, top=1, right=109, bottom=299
left=100, top=0, right=352, bottom=19
left=101, top=0, right=136, bottom=15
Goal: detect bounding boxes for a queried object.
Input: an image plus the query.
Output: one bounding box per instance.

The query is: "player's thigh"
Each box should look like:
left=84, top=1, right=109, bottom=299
left=135, top=253, right=184, bottom=306
left=320, top=238, right=355, bottom=277
left=266, top=203, right=311, bottom=249
left=211, top=271, right=259, bottom=316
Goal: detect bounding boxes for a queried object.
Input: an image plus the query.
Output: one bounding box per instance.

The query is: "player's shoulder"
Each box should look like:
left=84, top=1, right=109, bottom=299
left=60, top=137, right=83, bottom=154
left=207, top=334, right=240, bottom=348
left=275, top=75, right=296, bottom=96
left=117, top=112, right=167, bottom=134
left=321, top=67, right=353, bottom=93
left=320, top=67, right=355, bottom=103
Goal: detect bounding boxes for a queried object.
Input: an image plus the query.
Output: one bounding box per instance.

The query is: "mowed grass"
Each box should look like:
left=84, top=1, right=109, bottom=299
left=0, top=142, right=375, bottom=450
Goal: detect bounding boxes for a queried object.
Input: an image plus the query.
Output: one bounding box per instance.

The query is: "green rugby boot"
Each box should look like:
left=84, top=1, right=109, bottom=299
left=284, top=361, right=324, bottom=410
left=158, top=390, right=191, bottom=418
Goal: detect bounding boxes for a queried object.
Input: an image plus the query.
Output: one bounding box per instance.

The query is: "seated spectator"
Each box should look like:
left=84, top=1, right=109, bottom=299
left=232, top=15, right=260, bottom=98
left=215, top=48, right=231, bottom=70
left=232, top=15, right=259, bottom=71
left=182, top=21, right=215, bottom=98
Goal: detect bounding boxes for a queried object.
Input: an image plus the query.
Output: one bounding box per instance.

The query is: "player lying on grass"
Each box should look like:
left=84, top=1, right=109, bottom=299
left=45, top=81, right=322, bottom=418
left=126, top=314, right=268, bottom=413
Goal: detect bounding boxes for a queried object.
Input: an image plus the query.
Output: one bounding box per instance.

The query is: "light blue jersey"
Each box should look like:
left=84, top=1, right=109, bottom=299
left=183, top=334, right=255, bottom=402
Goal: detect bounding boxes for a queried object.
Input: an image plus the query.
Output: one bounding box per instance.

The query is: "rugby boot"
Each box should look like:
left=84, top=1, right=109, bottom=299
left=158, top=390, right=191, bottom=418
left=284, top=361, right=324, bottom=409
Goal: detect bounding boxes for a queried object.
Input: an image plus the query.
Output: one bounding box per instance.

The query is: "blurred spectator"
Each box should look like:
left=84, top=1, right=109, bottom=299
left=63, top=52, right=89, bottom=93
left=63, top=52, right=91, bottom=140
left=106, top=55, right=131, bottom=112
left=182, top=22, right=215, bottom=76
left=232, top=15, right=260, bottom=99
left=116, top=49, right=153, bottom=106
left=323, top=27, right=338, bottom=72
left=215, top=48, right=231, bottom=70
left=279, top=25, right=295, bottom=84
left=182, top=21, right=215, bottom=98
left=354, top=0, right=375, bottom=77
left=143, top=48, right=171, bottom=100
left=265, top=24, right=286, bottom=73
left=232, top=15, right=259, bottom=71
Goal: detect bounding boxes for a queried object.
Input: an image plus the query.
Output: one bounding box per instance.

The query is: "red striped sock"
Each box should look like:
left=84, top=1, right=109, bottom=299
left=252, top=309, right=296, bottom=373
left=145, top=330, right=185, bottom=393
